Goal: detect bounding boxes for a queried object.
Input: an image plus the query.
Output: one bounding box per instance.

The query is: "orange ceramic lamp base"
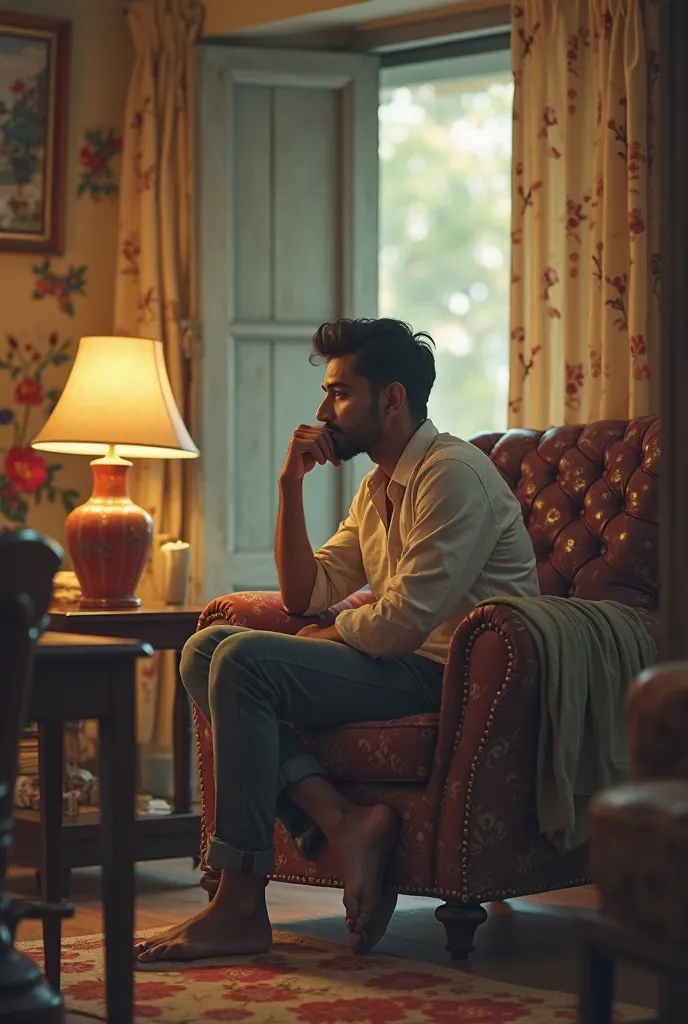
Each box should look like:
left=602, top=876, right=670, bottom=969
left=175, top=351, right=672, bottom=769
left=65, top=451, right=153, bottom=609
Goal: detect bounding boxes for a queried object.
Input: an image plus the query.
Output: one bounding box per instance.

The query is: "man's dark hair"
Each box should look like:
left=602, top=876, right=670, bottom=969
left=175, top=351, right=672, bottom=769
left=310, top=318, right=436, bottom=423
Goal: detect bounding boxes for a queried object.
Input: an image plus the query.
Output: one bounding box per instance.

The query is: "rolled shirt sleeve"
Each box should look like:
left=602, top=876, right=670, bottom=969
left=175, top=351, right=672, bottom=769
left=304, top=494, right=368, bottom=616
left=333, top=459, right=505, bottom=658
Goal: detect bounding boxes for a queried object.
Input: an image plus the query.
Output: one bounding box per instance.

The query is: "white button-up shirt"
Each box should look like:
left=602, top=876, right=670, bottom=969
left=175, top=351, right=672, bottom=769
left=305, top=419, right=540, bottom=662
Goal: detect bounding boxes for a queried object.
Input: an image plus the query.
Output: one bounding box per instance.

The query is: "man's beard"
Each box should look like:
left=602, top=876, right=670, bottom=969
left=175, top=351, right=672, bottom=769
left=327, top=412, right=383, bottom=462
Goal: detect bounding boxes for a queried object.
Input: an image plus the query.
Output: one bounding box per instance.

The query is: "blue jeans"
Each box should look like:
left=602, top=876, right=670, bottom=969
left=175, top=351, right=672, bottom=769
left=180, top=625, right=444, bottom=875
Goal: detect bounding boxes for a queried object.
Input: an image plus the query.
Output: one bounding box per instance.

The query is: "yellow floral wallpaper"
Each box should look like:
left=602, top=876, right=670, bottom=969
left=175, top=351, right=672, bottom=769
left=0, top=0, right=132, bottom=550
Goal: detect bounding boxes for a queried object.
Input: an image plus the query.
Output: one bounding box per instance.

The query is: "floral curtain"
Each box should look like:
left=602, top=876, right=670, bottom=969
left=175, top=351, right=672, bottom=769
left=114, top=0, right=202, bottom=790
left=508, top=0, right=661, bottom=428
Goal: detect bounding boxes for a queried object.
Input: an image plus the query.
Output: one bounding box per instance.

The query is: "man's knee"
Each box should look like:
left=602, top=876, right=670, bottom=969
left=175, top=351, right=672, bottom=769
left=208, top=630, right=283, bottom=708
left=180, top=625, right=246, bottom=695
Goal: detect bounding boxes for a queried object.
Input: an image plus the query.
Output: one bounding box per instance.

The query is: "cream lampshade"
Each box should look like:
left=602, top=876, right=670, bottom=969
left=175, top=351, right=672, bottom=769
left=32, top=336, right=199, bottom=608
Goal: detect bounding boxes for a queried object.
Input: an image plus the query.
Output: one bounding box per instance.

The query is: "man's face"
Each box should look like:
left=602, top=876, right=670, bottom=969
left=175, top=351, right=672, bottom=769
left=315, top=355, right=383, bottom=461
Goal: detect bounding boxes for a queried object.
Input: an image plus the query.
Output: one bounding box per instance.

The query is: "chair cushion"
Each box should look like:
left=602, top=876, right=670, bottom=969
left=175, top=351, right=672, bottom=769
left=299, top=713, right=439, bottom=783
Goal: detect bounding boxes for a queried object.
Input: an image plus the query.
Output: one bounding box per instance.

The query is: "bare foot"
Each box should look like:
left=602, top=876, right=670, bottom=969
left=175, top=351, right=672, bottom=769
left=328, top=803, right=400, bottom=949
left=350, top=890, right=398, bottom=954
left=134, top=899, right=272, bottom=963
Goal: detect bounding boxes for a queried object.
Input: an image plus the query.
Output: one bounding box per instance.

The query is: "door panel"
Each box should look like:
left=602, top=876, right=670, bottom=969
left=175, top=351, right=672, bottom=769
left=233, top=86, right=272, bottom=323
left=197, top=47, right=379, bottom=599
left=273, top=87, right=339, bottom=323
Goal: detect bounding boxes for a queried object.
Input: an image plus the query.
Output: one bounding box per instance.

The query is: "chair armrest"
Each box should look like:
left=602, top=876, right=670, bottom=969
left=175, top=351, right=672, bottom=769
left=197, top=589, right=376, bottom=635
left=433, top=601, right=548, bottom=898
left=433, top=600, right=660, bottom=791
left=628, top=661, right=688, bottom=781
left=432, top=599, right=659, bottom=899
left=432, top=601, right=539, bottom=795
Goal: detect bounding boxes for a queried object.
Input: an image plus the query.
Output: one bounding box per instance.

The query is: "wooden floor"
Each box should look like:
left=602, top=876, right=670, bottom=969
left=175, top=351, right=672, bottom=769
left=8, top=858, right=657, bottom=1018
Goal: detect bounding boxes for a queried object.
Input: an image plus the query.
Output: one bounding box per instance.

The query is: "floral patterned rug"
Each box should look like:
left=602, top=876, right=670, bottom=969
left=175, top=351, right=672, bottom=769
left=18, top=929, right=649, bottom=1023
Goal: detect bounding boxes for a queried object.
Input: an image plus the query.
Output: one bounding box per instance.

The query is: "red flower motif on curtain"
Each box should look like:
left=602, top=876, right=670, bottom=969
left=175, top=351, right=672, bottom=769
left=601, top=10, right=614, bottom=41
left=121, top=235, right=141, bottom=278
left=538, top=106, right=558, bottom=137
left=137, top=288, right=158, bottom=326
left=628, top=207, right=645, bottom=238
left=541, top=267, right=562, bottom=319
left=567, top=33, right=580, bottom=74
left=589, top=349, right=606, bottom=378
left=565, top=197, right=589, bottom=242
left=630, top=335, right=650, bottom=380
left=604, top=274, right=629, bottom=331
left=517, top=179, right=542, bottom=214
left=565, top=362, right=585, bottom=410
left=592, top=241, right=604, bottom=287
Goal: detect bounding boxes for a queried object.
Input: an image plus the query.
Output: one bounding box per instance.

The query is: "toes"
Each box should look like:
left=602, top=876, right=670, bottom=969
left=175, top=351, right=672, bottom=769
left=137, top=943, right=167, bottom=963
left=343, top=894, right=360, bottom=933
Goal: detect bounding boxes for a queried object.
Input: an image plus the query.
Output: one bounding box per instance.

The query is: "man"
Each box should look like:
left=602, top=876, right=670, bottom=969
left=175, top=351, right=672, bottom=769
left=135, top=317, right=539, bottom=963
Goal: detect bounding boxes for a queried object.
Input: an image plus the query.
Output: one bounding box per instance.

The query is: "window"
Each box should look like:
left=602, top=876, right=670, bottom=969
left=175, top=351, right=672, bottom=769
left=379, top=48, right=513, bottom=439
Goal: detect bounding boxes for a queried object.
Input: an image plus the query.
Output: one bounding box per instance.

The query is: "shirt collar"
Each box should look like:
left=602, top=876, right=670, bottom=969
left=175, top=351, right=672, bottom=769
left=367, top=419, right=439, bottom=493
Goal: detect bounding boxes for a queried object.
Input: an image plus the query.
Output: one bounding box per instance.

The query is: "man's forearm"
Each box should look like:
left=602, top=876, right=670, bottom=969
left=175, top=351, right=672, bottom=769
left=275, top=476, right=318, bottom=614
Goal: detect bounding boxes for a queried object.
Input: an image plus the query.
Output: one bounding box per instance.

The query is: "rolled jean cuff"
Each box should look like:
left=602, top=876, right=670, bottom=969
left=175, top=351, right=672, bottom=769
left=207, top=835, right=275, bottom=875
left=277, top=753, right=326, bottom=791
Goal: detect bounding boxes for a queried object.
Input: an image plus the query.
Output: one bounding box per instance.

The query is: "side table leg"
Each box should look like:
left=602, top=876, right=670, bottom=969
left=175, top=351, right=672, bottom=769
left=173, top=651, right=192, bottom=814
left=38, top=718, right=64, bottom=992
left=578, top=939, right=615, bottom=1024
left=100, top=663, right=136, bottom=1024
left=659, top=978, right=688, bottom=1024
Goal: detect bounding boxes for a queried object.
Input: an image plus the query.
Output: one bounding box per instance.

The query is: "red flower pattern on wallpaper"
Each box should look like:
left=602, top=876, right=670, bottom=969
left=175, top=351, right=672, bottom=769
left=14, top=377, right=43, bottom=405
left=0, top=333, right=80, bottom=523
left=5, top=446, right=48, bottom=493
left=31, top=259, right=88, bottom=317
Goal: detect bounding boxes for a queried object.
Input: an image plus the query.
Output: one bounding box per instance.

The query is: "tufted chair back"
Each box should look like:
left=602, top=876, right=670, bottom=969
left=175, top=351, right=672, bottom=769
left=469, top=416, right=659, bottom=611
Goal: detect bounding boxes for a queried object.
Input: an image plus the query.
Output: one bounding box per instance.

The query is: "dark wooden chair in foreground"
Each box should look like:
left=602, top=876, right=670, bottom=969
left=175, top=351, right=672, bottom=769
left=0, top=528, right=68, bottom=1024
left=577, top=663, right=688, bottom=1024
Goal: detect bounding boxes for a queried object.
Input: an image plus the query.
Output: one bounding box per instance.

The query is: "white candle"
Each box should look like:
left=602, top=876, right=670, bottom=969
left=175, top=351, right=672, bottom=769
left=160, top=540, right=191, bottom=605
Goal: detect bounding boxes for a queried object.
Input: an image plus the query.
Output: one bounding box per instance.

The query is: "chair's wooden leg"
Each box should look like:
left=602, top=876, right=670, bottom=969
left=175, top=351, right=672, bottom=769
left=434, top=901, right=487, bottom=958
left=38, top=719, right=64, bottom=992
left=578, top=939, right=615, bottom=1024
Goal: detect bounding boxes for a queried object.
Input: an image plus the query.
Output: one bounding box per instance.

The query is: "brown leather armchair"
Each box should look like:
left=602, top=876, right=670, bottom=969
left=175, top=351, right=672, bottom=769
left=192, top=416, right=660, bottom=956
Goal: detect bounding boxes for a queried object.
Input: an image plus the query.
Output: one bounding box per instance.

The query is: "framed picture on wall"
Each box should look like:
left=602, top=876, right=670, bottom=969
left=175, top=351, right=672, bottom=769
left=0, top=11, right=70, bottom=254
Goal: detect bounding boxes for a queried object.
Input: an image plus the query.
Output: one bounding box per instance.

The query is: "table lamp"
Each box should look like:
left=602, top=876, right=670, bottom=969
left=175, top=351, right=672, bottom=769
left=31, top=335, right=199, bottom=609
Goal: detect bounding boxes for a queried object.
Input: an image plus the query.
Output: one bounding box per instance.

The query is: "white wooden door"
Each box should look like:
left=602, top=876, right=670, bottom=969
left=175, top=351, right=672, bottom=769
left=196, top=46, right=379, bottom=600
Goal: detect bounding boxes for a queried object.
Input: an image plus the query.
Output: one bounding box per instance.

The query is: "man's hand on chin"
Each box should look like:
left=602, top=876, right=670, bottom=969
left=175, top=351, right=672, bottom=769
left=296, top=623, right=346, bottom=644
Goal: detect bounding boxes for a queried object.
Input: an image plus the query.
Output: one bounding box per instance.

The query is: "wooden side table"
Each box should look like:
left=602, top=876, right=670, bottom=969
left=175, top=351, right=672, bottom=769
left=577, top=910, right=680, bottom=1024
left=31, top=631, right=152, bottom=1024
left=13, top=604, right=204, bottom=882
